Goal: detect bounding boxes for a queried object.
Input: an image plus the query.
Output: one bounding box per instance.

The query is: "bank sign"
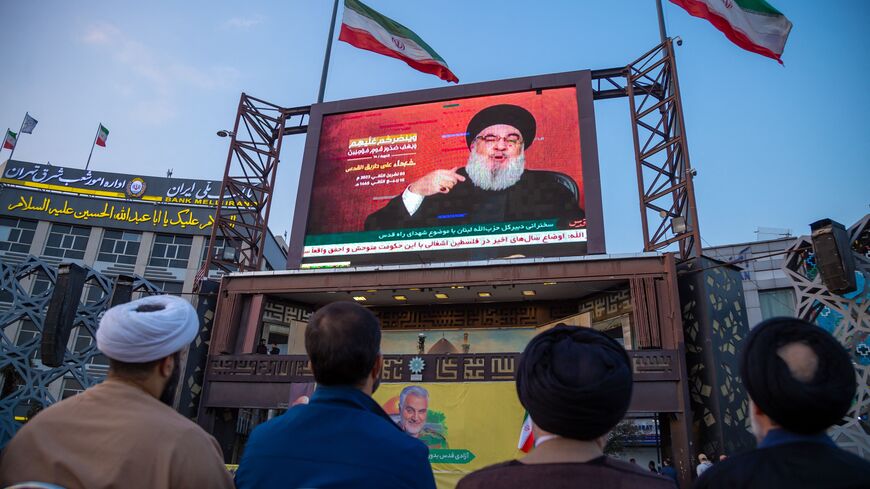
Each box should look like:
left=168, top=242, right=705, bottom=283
left=0, top=160, right=250, bottom=235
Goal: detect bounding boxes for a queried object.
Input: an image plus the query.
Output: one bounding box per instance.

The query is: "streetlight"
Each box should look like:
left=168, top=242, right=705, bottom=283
left=216, top=130, right=235, bottom=138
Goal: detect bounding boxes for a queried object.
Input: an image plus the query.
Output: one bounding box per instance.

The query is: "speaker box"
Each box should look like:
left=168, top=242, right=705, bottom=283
left=810, top=218, right=857, bottom=295
left=41, top=263, right=88, bottom=367
left=110, top=275, right=135, bottom=307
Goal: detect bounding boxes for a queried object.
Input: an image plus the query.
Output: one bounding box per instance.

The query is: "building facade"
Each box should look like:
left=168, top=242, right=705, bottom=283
left=0, top=159, right=284, bottom=438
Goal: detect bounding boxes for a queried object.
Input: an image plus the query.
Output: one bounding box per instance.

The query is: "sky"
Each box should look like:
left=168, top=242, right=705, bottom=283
left=2, top=1, right=868, bottom=255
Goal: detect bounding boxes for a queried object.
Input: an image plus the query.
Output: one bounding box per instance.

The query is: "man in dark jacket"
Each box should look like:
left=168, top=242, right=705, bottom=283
left=364, top=104, right=584, bottom=231
left=695, top=317, right=870, bottom=488
left=235, top=302, right=436, bottom=489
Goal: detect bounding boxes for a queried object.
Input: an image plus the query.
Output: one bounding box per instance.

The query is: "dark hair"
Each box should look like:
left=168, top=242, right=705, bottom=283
left=305, top=302, right=381, bottom=386
left=109, top=351, right=179, bottom=380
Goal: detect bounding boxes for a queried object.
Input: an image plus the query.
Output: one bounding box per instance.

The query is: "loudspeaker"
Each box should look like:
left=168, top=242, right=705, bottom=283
left=110, top=275, right=135, bottom=307
left=41, top=263, right=88, bottom=367
left=810, top=218, right=857, bottom=295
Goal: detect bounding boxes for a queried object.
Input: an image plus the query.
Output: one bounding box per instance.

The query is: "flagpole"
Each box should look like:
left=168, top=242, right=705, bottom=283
left=7, top=117, right=26, bottom=162
left=85, top=125, right=99, bottom=170
left=655, top=0, right=668, bottom=43
left=317, top=0, right=340, bottom=103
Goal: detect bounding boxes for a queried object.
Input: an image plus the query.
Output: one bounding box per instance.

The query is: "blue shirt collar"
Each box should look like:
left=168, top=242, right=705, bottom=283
left=758, top=428, right=836, bottom=449
left=309, top=385, right=402, bottom=431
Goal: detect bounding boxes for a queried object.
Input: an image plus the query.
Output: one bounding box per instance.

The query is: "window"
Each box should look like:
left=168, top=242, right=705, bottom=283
left=759, top=288, right=796, bottom=320
left=43, top=224, right=90, bottom=260
left=149, top=280, right=184, bottom=295
left=97, top=230, right=141, bottom=265
left=149, top=235, right=192, bottom=268
left=0, top=217, right=37, bottom=253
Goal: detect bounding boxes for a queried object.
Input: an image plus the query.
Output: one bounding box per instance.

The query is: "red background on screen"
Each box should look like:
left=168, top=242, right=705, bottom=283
left=306, top=87, right=584, bottom=234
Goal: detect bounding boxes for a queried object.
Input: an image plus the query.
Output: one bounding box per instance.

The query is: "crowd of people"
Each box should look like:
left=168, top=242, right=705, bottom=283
left=0, top=298, right=868, bottom=488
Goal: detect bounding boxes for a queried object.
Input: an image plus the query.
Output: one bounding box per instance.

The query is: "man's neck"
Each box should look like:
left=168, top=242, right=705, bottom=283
left=106, top=373, right=161, bottom=399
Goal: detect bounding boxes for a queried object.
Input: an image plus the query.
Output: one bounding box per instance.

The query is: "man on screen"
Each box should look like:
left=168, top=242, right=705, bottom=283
left=364, top=104, right=585, bottom=231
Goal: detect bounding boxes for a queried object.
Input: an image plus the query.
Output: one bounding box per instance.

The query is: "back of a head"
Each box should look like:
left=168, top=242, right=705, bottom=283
left=516, top=324, right=633, bottom=440
left=305, top=301, right=381, bottom=386
left=97, top=294, right=199, bottom=373
left=741, top=316, right=856, bottom=434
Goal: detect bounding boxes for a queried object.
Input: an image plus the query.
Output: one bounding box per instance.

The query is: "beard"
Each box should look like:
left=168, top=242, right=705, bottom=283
left=159, top=358, right=181, bottom=406
left=465, top=150, right=525, bottom=191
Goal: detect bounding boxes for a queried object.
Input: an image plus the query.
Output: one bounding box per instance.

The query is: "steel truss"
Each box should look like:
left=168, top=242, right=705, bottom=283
left=199, top=94, right=310, bottom=279
left=625, top=40, right=701, bottom=259
left=201, top=40, right=700, bottom=278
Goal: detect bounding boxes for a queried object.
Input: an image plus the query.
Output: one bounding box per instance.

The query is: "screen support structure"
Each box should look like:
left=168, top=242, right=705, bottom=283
left=197, top=94, right=310, bottom=285
left=199, top=39, right=700, bottom=281
left=626, top=40, right=702, bottom=260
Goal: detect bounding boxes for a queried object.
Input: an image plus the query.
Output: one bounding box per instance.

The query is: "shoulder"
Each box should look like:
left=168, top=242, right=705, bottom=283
left=598, top=458, right=676, bottom=485
left=456, top=461, right=519, bottom=488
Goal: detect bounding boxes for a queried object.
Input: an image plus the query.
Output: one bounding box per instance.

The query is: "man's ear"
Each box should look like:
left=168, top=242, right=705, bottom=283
left=158, top=354, right=175, bottom=378
left=371, top=353, right=383, bottom=380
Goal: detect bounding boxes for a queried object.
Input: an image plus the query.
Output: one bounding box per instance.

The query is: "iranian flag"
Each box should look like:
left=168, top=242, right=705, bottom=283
left=339, top=0, right=458, bottom=83
left=518, top=411, right=535, bottom=453
left=670, top=0, right=792, bottom=64
left=95, top=124, right=110, bottom=147
left=3, top=129, right=16, bottom=150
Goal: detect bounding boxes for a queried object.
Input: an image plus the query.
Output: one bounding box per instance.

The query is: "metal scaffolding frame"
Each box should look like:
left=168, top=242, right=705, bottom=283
left=199, top=40, right=701, bottom=282
left=199, top=94, right=310, bottom=279
left=625, top=40, right=702, bottom=260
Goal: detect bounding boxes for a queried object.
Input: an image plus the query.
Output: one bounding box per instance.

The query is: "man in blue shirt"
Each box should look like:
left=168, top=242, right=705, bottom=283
left=235, top=302, right=436, bottom=489
left=696, top=317, right=870, bottom=488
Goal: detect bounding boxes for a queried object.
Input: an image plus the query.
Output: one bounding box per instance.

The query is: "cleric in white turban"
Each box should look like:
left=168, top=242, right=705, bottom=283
left=97, top=294, right=199, bottom=363
left=0, top=295, right=234, bottom=489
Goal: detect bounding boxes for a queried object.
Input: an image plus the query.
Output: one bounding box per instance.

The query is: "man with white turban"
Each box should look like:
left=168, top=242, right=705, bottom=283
left=0, top=295, right=234, bottom=489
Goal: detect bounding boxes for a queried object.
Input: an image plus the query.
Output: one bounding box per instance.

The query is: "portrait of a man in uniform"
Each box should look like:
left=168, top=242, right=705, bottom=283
left=397, top=385, right=448, bottom=449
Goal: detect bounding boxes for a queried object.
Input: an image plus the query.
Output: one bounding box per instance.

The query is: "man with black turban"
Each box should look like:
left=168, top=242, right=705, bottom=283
left=696, top=317, right=870, bottom=488
left=457, top=325, right=676, bottom=489
left=364, top=104, right=585, bottom=231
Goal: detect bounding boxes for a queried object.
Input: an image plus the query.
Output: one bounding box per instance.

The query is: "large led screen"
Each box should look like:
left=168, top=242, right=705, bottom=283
left=291, top=73, right=603, bottom=268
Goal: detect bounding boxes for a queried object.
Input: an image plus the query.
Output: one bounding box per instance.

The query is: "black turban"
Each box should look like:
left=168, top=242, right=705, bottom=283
left=465, top=104, right=536, bottom=150
left=741, top=317, right=856, bottom=434
left=516, top=325, right=633, bottom=440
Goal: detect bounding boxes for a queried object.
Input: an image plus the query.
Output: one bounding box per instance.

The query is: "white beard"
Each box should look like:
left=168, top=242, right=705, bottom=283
left=465, top=151, right=525, bottom=191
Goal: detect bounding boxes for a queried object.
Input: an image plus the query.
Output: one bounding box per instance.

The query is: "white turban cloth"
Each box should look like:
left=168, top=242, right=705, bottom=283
left=96, top=295, right=199, bottom=363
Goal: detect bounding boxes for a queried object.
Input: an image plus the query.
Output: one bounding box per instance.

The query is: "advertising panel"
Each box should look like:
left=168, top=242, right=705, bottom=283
left=290, top=71, right=604, bottom=268
left=372, top=382, right=524, bottom=489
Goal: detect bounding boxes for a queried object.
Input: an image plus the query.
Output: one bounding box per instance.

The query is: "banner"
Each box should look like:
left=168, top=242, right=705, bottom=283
left=373, top=382, right=525, bottom=489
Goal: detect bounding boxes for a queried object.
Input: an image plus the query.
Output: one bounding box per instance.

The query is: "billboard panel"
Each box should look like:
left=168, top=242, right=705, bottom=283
left=289, top=71, right=604, bottom=268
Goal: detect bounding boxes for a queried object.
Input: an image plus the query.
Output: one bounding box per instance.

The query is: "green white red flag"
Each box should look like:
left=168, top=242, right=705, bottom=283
left=3, top=130, right=17, bottom=150
left=95, top=124, right=110, bottom=147
left=670, top=0, right=792, bottom=64
left=518, top=411, right=534, bottom=453
left=339, top=0, right=459, bottom=83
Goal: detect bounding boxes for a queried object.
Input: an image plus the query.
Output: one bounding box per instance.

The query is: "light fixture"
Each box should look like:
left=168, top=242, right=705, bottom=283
left=522, top=290, right=536, bottom=296
left=543, top=281, right=557, bottom=286
left=352, top=296, right=367, bottom=302
left=450, top=285, right=464, bottom=289
left=671, top=216, right=688, bottom=234
left=435, top=293, right=448, bottom=299
left=477, top=292, right=491, bottom=298
left=393, top=295, right=407, bottom=301
left=221, top=245, right=239, bottom=261
left=365, top=289, right=377, bottom=293
left=216, top=130, right=236, bottom=138
left=409, top=288, right=421, bottom=291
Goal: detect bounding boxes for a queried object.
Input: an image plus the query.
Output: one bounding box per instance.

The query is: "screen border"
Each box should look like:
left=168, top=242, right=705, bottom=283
left=287, top=69, right=605, bottom=269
